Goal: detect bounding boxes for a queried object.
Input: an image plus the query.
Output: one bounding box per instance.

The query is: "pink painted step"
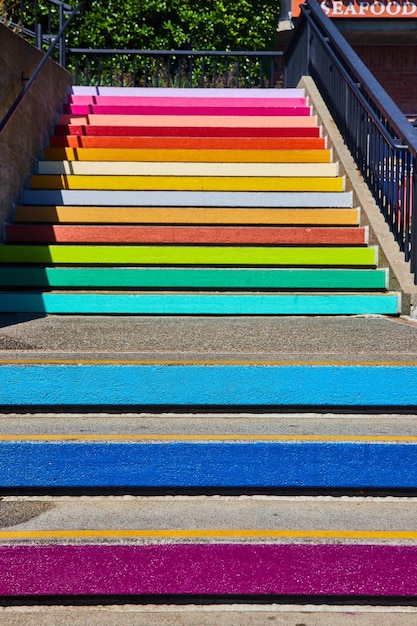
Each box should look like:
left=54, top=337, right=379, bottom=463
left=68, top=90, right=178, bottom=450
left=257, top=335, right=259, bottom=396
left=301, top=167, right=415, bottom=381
left=67, top=95, right=309, bottom=107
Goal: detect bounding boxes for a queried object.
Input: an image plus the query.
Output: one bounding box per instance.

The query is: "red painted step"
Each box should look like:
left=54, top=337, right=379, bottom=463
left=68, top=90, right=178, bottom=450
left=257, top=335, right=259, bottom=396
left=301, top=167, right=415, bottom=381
left=54, top=125, right=321, bottom=138
left=5, top=225, right=368, bottom=246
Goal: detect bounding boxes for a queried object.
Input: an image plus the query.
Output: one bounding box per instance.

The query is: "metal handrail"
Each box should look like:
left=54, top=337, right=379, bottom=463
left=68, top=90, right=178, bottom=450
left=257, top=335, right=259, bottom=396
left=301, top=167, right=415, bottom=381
left=67, top=49, right=283, bottom=88
left=285, top=0, right=417, bottom=281
left=0, top=3, right=80, bottom=136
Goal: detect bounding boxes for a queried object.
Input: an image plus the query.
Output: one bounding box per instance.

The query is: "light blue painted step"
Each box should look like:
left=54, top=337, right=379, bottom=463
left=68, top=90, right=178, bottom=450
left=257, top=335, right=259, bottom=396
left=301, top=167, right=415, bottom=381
left=0, top=362, right=416, bottom=406
left=21, top=190, right=353, bottom=207
left=0, top=293, right=401, bottom=314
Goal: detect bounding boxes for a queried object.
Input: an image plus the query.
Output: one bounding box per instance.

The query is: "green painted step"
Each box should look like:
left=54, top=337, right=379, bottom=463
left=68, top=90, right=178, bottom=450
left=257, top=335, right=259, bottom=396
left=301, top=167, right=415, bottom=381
left=0, top=267, right=388, bottom=289
left=0, top=245, right=377, bottom=266
left=0, top=292, right=400, bottom=315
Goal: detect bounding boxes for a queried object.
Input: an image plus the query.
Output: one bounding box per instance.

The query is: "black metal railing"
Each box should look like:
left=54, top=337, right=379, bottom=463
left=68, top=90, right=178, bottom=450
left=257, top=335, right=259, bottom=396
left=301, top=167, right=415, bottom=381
left=67, top=49, right=284, bottom=89
left=0, top=3, right=80, bottom=135
left=1, top=0, right=75, bottom=65
left=285, top=0, right=417, bottom=282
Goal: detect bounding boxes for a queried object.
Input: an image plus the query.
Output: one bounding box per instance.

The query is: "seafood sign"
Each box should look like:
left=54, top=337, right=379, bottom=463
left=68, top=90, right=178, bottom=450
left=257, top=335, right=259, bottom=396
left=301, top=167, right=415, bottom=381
left=292, top=0, right=417, bottom=17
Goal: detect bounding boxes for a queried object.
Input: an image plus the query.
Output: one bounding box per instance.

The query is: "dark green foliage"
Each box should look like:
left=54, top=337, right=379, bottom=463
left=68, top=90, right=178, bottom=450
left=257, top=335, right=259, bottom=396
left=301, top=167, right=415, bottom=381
left=4, top=0, right=278, bottom=51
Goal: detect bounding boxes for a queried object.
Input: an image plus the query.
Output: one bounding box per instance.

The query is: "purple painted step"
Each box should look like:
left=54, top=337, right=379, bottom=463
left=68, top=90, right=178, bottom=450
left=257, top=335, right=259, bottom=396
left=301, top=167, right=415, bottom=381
left=1, top=544, right=416, bottom=597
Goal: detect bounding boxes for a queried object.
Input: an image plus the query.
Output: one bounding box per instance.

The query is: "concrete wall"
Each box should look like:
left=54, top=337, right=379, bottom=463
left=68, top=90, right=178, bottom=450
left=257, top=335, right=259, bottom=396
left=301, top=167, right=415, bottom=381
left=0, top=23, right=72, bottom=232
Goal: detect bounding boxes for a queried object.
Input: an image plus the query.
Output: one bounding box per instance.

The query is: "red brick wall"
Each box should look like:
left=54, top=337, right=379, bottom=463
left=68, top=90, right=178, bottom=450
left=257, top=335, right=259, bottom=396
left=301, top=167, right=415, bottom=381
left=354, top=44, right=417, bottom=115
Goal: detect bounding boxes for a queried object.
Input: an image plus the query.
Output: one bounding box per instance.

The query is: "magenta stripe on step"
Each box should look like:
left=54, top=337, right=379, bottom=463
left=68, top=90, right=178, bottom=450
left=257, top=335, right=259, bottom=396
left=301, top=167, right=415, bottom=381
left=62, top=105, right=312, bottom=117
left=67, top=96, right=309, bottom=108
left=1, top=544, right=416, bottom=597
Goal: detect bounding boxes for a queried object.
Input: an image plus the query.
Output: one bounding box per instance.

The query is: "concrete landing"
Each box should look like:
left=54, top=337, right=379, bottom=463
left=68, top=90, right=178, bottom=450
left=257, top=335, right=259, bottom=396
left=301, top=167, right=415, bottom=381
left=0, top=314, right=416, bottom=361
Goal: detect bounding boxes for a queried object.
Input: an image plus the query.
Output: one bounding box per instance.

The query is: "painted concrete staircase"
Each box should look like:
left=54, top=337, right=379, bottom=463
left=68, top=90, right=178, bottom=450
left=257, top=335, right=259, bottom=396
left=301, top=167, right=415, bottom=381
left=1, top=85, right=415, bottom=618
left=0, top=86, right=401, bottom=315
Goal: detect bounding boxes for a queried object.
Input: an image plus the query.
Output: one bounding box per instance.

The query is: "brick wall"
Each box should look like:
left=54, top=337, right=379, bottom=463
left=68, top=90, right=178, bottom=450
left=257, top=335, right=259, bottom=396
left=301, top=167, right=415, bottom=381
left=354, top=44, right=417, bottom=116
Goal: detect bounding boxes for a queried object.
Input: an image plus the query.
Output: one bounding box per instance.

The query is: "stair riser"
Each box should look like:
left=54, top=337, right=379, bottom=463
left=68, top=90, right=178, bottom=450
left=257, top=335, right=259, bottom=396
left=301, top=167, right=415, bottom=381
left=0, top=246, right=376, bottom=265
left=43, top=147, right=333, bottom=163
left=54, top=125, right=321, bottom=138
left=1, top=544, right=417, bottom=597
left=0, top=439, right=414, bottom=488
left=70, top=86, right=306, bottom=98
left=66, top=96, right=309, bottom=107
left=62, top=104, right=312, bottom=116
left=49, top=136, right=327, bottom=149
left=0, top=294, right=398, bottom=314
left=30, top=175, right=345, bottom=193
left=21, top=190, right=353, bottom=207
left=0, top=268, right=387, bottom=289
left=60, top=115, right=317, bottom=128
left=37, top=162, right=339, bottom=177
left=0, top=363, right=411, bottom=406
left=5, top=225, right=366, bottom=245
left=14, top=207, right=360, bottom=225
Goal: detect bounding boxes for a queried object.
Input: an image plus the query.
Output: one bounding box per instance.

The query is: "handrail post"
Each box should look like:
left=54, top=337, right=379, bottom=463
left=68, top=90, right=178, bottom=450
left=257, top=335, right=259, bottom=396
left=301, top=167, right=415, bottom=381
left=59, top=2, right=65, bottom=67
left=35, top=23, right=42, bottom=50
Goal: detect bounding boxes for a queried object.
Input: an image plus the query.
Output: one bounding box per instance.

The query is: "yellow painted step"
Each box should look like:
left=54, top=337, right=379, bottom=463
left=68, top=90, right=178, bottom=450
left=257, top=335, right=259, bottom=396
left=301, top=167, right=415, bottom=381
left=43, top=148, right=333, bottom=163
left=14, top=206, right=360, bottom=225
left=38, top=161, right=339, bottom=177
left=30, top=175, right=345, bottom=192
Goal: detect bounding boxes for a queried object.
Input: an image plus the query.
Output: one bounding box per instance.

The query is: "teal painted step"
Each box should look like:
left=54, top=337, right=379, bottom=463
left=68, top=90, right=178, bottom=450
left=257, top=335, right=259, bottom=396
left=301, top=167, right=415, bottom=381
left=0, top=245, right=377, bottom=266
left=0, top=267, right=388, bottom=290
left=0, top=293, right=401, bottom=314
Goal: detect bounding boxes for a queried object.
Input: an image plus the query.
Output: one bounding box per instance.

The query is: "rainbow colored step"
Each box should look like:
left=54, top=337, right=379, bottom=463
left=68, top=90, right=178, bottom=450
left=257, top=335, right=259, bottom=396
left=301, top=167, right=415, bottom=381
left=2, top=86, right=401, bottom=314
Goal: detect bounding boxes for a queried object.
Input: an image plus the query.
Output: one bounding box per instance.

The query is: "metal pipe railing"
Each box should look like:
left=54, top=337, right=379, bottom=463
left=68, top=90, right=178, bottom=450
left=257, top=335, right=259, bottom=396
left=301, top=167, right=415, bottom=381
left=66, top=49, right=284, bottom=89
left=285, top=0, right=417, bottom=281
left=0, top=3, right=80, bottom=136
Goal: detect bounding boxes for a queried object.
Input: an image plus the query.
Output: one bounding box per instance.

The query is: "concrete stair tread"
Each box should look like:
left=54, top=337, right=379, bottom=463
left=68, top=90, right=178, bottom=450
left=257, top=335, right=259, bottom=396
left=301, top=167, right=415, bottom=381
left=1, top=496, right=417, bottom=541
left=0, top=293, right=400, bottom=315
left=21, top=190, right=354, bottom=206
left=14, top=206, right=361, bottom=225
left=0, top=267, right=387, bottom=289
left=37, top=161, right=339, bottom=177
left=43, top=146, right=334, bottom=162
left=4, top=224, right=367, bottom=245
left=48, top=135, right=328, bottom=148
left=0, top=606, right=415, bottom=625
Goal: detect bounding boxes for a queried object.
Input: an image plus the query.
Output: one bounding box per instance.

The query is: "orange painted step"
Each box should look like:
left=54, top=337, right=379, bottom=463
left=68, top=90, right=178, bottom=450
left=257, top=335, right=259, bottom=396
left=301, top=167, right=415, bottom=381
left=14, top=207, right=360, bottom=226
left=48, top=136, right=327, bottom=150
left=5, top=225, right=368, bottom=246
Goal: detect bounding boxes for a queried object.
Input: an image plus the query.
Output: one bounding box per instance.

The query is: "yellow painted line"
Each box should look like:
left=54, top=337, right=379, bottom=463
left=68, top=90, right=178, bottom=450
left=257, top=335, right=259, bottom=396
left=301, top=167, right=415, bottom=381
left=65, top=114, right=318, bottom=128
left=1, top=529, right=417, bottom=540
left=0, top=434, right=416, bottom=442
left=14, top=207, right=360, bottom=226
left=0, top=359, right=416, bottom=366
left=43, top=148, right=333, bottom=163
left=30, top=175, right=345, bottom=192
